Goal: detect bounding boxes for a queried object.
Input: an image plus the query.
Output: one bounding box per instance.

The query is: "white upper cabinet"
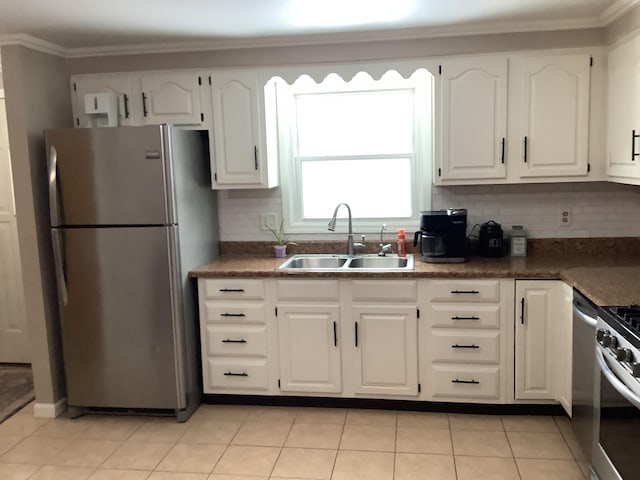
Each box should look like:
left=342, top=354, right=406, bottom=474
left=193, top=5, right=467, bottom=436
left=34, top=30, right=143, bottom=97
left=71, top=75, right=138, bottom=127
left=438, top=57, right=508, bottom=181
left=140, top=72, right=205, bottom=126
left=607, top=34, right=640, bottom=183
left=210, top=70, right=277, bottom=189
left=517, top=54, right=591, bottom=178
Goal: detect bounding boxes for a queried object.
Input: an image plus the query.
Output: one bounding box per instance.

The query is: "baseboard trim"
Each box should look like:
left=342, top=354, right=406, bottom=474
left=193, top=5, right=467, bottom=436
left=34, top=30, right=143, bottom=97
left=33, top=397, right=67, bottom=418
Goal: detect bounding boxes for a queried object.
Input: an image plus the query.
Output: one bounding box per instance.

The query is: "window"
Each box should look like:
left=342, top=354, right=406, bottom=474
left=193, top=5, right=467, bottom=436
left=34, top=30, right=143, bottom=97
left=272, top=69, right=433, bottom=233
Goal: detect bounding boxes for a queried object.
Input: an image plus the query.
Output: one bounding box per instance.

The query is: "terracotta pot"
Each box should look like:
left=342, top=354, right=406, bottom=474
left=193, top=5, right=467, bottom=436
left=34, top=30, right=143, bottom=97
left=274, top=245, right=287, bottom=258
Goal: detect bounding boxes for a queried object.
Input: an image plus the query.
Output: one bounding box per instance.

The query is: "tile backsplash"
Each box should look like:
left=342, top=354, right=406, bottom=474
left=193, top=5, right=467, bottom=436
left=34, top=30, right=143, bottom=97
left=217, top=182, right=640, bottom=241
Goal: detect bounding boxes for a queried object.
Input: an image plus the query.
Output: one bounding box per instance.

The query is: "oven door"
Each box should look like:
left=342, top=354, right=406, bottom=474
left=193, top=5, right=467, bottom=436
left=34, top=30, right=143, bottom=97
left=592, top=343, right=640, bottom=480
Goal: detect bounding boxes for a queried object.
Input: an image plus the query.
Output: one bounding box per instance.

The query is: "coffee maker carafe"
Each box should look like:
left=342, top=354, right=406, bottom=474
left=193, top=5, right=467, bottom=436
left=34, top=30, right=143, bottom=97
left=413, top=209, right=467, bottom=263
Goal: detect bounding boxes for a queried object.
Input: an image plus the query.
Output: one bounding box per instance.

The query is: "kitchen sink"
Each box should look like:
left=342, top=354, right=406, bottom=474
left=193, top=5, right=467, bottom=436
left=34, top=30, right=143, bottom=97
left=278, top=254, right=414, bottom=272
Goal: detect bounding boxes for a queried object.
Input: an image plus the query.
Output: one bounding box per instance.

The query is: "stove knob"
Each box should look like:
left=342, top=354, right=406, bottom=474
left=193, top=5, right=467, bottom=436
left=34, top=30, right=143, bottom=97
left=616, top=348, right=633, bottom=362
left=596, top=329, right=609, bottom=343
left=633, top=362, right=640, bottom=378
left=603, top=335, right=618, bottom=349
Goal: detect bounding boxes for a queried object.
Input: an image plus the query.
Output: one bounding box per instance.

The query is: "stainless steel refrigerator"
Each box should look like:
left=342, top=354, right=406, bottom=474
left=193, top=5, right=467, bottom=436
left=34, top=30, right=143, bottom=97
left=45, top=125, right=218, bottom=422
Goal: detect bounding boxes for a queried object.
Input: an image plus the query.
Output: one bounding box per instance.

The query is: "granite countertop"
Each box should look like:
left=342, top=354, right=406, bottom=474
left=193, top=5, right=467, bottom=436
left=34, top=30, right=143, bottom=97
left=189, top=253, right=640, bottom=306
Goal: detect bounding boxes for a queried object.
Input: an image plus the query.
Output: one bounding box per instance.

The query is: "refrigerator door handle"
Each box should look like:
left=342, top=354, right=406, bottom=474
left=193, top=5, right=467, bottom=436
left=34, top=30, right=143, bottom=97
left=51, top=229, right=68, bottom=306
left=48, top=145, right=61, bottom=226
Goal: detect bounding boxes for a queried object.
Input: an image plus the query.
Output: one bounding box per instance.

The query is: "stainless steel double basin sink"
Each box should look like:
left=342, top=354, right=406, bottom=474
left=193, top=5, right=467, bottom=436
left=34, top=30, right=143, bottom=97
left=278, top=254, right=414, bottom=272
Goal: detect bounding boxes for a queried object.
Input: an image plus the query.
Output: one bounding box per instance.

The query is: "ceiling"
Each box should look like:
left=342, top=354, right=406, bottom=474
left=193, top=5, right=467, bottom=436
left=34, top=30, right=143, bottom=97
left=0, top=0, right=624, bottom=51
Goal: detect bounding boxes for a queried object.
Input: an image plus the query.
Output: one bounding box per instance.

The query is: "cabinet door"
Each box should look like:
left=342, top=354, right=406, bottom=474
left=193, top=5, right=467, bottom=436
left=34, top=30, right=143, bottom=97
left=515, top=280, right=560, bottom=400
left=438, top=57, right=507, bottom=181
left=210, top=70, right=266, bottom=186
left=607, top=35, right=640, bottom=180
left=141, top=72, right=204, bottom=126
left=71, top=75, right=138, bottom=127
left=277, top=305, right=341, bottom=393
left=519, top=55, right=591, bottom=178
left=555, top=283, right=573, bottom=416
left=351, top=305, right=418, bottom=396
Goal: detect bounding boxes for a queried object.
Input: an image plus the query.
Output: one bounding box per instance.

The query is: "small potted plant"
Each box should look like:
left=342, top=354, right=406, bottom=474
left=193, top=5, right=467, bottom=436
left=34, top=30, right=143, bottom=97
left=267, top=219, right=297, bottom=258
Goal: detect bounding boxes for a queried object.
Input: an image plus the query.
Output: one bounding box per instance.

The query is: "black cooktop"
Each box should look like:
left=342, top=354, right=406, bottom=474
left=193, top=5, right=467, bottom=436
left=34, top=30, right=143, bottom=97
left=599, top=305, right=640, bottom=350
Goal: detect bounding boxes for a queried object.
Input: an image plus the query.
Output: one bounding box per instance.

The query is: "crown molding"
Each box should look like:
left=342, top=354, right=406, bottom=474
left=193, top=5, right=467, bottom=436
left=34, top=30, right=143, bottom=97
left=600, top=0, right=640, bottom=25
left=0, top=33, right=66, bottom=57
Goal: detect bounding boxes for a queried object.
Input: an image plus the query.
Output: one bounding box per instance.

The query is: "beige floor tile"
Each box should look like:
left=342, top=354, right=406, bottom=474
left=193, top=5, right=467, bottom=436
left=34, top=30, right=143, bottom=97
left=28, top=465, right=94, bottom=480
left=213, top=446, right=280, bottom=476
left=507, top=431, right=573, bottom=460
left=339, top=424, right=395, bottom=452
left=562, top=430, right=588, bottom=462
left=191, top=405, right=252, bottom=422
left=449, top=414, right=504, bottom=431
left=553, top=415, right=572, bottom=434
left=0, top=462, right=40, bottom=480
left=396, top=427, right=452, bottom=454
left=79, top=416, right=145, bottom=441
left=1, top=436, right=71, bottom=464
left=207, top=475, right=266, bottom=480
left=31, top=418, right=95, bottom=439
left=516, top=458, right=585, bottom=480
left=396, top=411, right=449, bottom=429
left=345, top=410, right=396, bottom=427
left=156, top=443, right=225, bottom=474
left=271, top=447, right=337, bottom=479
left=128, top=419, right=190, bottom=443
left=294, top=408, right=346, bottom=425
left=147, top=473, right=208, bottom=480
left=244, top=406, right=298, bottom=424
left=87, top=469, right=152, bottom=480
left=0, top=434, right=23, bottom=455
left=502, top=415, right=559, bottom=433
left=451, top=430, right=512, bottom=458
left=0, top=414, right=50, bottom=436
left=15, top=401, right=35, bottom=417
left=331, top=450, right=394, bottom=480
left=285, top=423, right=343, bottom=449
left=102, top=441, right=174, bottom=470
left=232, top=421, right=291, bottom=447
left=54, top=438, right=122, bottom=468
left=179, top=420, right=242, bottom=445
left=395, top=453, right=456, bottom=480
left=455, top=455, right=520, bottom=480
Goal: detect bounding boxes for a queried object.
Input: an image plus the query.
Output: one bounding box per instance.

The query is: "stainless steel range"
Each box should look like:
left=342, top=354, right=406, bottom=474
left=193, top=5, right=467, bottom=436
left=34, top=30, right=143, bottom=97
left=592, top=306, right=640, bottom=480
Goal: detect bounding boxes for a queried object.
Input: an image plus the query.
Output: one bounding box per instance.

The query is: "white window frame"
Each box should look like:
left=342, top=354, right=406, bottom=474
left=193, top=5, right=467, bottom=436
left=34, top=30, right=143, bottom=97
left=273, top=68, right=434, bottom=235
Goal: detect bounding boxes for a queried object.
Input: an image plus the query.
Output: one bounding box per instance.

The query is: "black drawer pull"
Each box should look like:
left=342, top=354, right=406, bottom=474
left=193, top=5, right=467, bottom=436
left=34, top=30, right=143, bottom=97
left=355, top=321, right=359, bottom=347
left=219, top=288, right=245, bottom=293
left=633, top=129, right=639, bottom=161
left=220, top=313, right=246, bottom=317
left=451, top=379, right=480, bottom=384
left=451, top=316, right=480, bottom=321
left=520, top=297, right=526, bottom=325
left=333, top=321, right=337, bottom=347
left=224, top=372, right=248, bottom=377
left=222, top=339, right=247, bottom=343
left=142, top=92, right=148, bottom=117
left=523, top=136, right=528, bottom=162
left=451, top=344, right=480, bottom=349
left=450, top=290, right=480, bottom=294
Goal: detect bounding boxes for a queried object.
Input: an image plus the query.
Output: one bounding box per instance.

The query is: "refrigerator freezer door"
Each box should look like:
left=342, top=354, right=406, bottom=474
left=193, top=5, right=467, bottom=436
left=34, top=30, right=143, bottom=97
left=46, top=126, right=175, bottom=226
left=58, top=225, right=185, bottom=410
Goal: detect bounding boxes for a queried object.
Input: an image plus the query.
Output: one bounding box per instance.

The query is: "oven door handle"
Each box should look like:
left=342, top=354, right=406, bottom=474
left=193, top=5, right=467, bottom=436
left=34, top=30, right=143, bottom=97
left=596, top=345, right=640, bottom=409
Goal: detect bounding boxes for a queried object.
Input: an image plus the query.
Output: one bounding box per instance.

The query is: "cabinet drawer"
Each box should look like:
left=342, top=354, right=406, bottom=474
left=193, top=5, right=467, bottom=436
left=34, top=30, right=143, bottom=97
left=275, top=280, right=339, bottom=301
left=202, top=279, right=265, bottom=300
left=205, top=325, right=267, bottom=357
left=428, top=365, right=500, bottom=400
left=202, top=302, right=267, bottom=324
left=429, top=304, right=500, bottom=328
left=428, top=280, right=500, bottom=303
left=429, top=330, right=500, bottom=364
left=351, top=280, right=417, bottom=302
left=206, top=358, right=268, bottom=391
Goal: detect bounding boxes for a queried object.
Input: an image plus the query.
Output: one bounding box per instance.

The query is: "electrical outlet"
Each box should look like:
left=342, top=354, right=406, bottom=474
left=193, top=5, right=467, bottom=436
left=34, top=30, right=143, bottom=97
left=559, top=208, right=572, bottom=227
left=260, top=213, right=278, bottom=231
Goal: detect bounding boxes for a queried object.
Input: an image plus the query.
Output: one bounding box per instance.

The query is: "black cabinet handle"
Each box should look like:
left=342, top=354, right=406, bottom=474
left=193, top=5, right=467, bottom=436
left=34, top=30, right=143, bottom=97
left=333, top=321, right=337, bottom=347
left=355, top=322, right=359, bottom=347
left=224, top=372, right=248, bottom=377
left=451, top=344, right=480, bottom=349
left=123, top=94, right=130, bottom=118
left=452, top=379, right=480, bottom=384
left=500, top=137, right=505, bottom=164
left=219, top=288, right=245, bottom=293
left=451, top=316, right=480, bottom=321
left=523, top=136, right=528, bottom=162
left=222, top=339, right=247, bottom=343
left=520, top=298, right=526, bottom=325
left=220, top=313, right=246, bottom=317
left=633, top=130, right=640, bottom=161
left=254, top=146, right=259, bottom=170
left=451, top=290, right=479, bottom=295
left=142, top=93, right=148, bottom=117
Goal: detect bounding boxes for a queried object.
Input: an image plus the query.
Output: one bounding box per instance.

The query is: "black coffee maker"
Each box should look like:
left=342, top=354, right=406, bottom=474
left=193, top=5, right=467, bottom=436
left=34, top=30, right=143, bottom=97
left=413, top=209, right=467, bottom=263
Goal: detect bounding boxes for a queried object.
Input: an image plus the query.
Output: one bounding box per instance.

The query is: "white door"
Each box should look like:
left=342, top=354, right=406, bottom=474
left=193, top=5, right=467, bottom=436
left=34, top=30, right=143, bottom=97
left=0, top=91, right=29, bottom=363
left=351, top=305, right=418, bottom=396
left=141, top=72, right=204, bottom=126
left=438, top=57, right=507, bottom=181
left=71, top=75, right=138, bottom=127
left=518, top=54, right=591, bottom=178
left=277, top=305, right=341, bottom=393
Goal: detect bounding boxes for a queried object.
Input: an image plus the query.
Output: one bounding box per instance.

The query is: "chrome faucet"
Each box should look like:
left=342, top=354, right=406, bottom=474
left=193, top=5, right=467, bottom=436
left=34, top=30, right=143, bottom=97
left=328, top=203, right=366, bottom=256
left=378, top=224, right=392, bottom=256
